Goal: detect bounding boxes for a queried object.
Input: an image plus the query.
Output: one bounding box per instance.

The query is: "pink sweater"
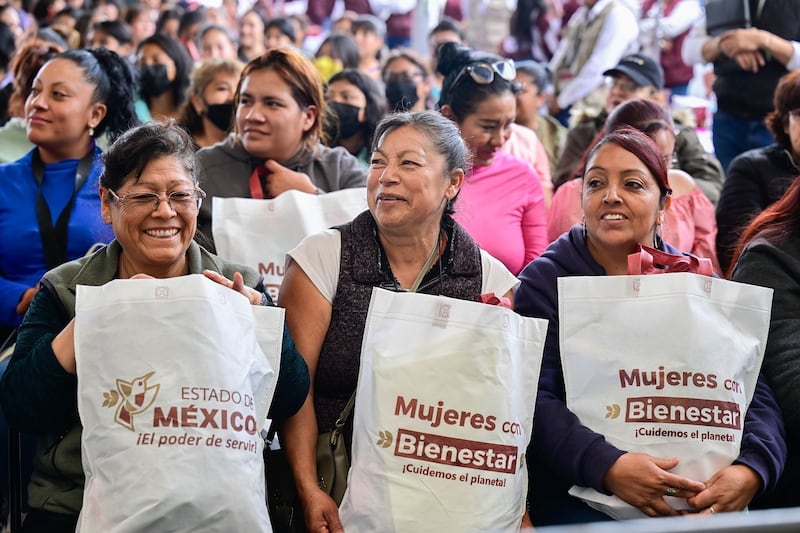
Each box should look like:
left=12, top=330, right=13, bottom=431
left=453, top=151, right=548, bottom=275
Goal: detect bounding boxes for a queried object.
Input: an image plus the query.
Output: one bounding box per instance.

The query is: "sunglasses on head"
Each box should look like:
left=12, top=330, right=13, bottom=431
left=449, top=60, right=516, bottom=92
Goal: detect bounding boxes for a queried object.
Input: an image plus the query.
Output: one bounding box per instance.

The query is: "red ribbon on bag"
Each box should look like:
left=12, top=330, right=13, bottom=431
left=627, top=244, right=713, bottom=277
left=479, top=293, right=512, bottom=309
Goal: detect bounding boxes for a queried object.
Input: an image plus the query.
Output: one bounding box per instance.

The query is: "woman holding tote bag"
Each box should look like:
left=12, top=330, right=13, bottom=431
left=0, top=121, right=310, bottom=532
left=515, top=128, right=786, bottom=526
left=195, top=47, right=366, bottom=245
left=279, top=111, right=521, bottom=533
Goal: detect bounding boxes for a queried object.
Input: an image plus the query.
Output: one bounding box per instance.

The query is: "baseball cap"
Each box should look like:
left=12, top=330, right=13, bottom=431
left=603, top=54, right=664, bottom=90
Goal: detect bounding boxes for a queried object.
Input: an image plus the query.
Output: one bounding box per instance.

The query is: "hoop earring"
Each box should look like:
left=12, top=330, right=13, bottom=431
left=582, top=216, right=588, bottom=240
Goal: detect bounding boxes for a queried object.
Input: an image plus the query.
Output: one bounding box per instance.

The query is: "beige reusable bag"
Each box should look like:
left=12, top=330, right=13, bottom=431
left=339, top=288, right=547, bottom=532
left=212, top=188, right=367, bottom=300
left=74, top=274, right=284, bottom=532
left=559, top=273, right=773, bottom=519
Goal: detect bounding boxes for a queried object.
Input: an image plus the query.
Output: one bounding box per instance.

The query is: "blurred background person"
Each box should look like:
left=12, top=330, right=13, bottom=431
left=136, top=33, right=192, bottom=121
left=514, top=59, right=565, bottom=172
left=501, top=0, right=562, bottom=62
left=197, top=23, right=238, bottom=61
left=177, top=7, right=207, bottom=61
left=0, top=22, right=16, bottom=126
left=548, top=0, right=638, bottom=127
left=0, top=36, right=64, bottom=163
left=716, top=70, right=800, bottom=274
left=265, top=16, right=296, bottom=51
left=123, top=4, right=155, bottom=50
left=637, top=0, right=702, bottom=99
left=682, top=0, right=800, bottom=173
left=427, top=16, right=465, bottom=100
left=382, top=48, right=435, bottom=112
left=324, top=69, right=387, bottom=166
left=155, top=8, right=182, bottom=40
left=351, top=14, right=385, bottom=81
left=314, top=31, right=360, bottom=83
left=0, top=4, right=25, bottom=47
left=553, top=53, right=724, bottom=204
left=178, top=58, right=243, bottom=149
left=237, top=8, right=266, bottom=62
left=87, top=19, right=133, bottom=60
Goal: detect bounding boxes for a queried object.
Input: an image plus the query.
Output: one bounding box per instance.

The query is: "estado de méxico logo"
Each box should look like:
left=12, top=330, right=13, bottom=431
left=102, top=371, right=160, bottom=431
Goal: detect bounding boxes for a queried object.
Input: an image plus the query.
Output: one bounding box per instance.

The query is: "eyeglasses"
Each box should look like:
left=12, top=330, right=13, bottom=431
left=108, top=188, right=206, bottom=212
left=605, top=76, right=643, bottom=93
left=449, top=60, right=516, bottom=92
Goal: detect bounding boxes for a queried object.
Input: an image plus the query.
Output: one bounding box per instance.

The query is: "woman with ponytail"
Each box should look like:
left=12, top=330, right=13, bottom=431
left=0, top=47, right=139, bottom=349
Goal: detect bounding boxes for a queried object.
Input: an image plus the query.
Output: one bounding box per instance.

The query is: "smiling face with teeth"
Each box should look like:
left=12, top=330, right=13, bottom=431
left=582, top=141, right=670, bottom=273
left=101, top=155, right=198, bottom=278
left=367, top=124, right=463, bottom=238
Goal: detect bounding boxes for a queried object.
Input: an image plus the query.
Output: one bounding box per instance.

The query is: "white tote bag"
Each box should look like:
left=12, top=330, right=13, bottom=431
left=339, top=288, right=548, bottom=532
left=212, top=188, right=368, bottom=300
left=558, top=273, right=773, bottom=519
left=74, top=274, right=284, bottom=533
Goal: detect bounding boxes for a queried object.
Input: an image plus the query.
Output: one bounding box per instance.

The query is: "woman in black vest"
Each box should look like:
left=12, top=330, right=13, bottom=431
left=279, top=111, right=519, bottom=532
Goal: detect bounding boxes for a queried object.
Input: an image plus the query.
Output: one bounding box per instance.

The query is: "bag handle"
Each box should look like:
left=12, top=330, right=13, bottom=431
left=627, top=244, right=713, bottom=277
left=328, top=391, right=357, bottom=447
left=267, top=391, right=357, bottom=447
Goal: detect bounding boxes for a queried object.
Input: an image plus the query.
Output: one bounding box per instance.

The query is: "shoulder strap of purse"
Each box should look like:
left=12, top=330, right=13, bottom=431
left=32, top=148, right=95, bottom=270
left=265, top=390, right=359, bottom=445
left=332, top=391, right=357, bottom=435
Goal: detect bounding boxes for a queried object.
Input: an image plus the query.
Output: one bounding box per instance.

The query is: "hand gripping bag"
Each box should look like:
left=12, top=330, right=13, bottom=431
left=74, top=274, right=284, bottom=532
left=339, top=288, right=547, bottom=532
left=212, top=188, right=367, bottom=300
left=558, top=271, right=773, bottom=519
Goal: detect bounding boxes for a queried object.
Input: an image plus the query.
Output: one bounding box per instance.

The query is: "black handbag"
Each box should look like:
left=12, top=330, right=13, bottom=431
left=265, top=392, right=356, bottom=533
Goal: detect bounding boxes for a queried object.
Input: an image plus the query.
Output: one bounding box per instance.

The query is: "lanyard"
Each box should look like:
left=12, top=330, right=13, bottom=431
left=32, top=148, right=95, bottom=270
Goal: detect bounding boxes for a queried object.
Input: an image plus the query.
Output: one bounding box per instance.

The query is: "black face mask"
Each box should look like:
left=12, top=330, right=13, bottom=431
left=205, top=102, right=234, bottom=131
left=329, top=101, right=362, bottom=139
left=139, top=64, right=171, bottom=100
left=385, top=80, right=420, bottom=112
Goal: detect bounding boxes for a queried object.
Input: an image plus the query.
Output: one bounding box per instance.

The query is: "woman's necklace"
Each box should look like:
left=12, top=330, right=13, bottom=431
left=408, top=230, right=445, bottom=292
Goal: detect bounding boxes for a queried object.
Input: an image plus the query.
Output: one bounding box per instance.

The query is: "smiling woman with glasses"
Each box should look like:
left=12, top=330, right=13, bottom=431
left=0, top=120, right=311, bottom=532
left=436, top=41, right=548, bottom=276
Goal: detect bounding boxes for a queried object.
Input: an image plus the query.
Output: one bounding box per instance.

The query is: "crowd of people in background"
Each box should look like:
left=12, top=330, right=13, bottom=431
left=2, top=0, right=800, bottom=530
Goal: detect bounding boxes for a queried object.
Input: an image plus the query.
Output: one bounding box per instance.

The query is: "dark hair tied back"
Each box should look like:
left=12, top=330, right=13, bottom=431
left=59, top=48, right=140, bottom=143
